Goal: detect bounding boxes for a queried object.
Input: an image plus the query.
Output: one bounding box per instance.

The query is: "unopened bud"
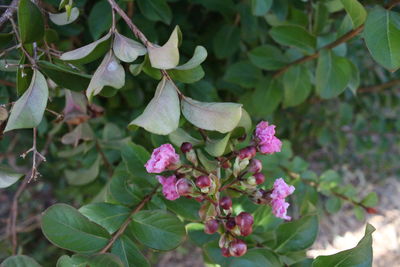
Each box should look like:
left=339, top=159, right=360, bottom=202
left=238, top=146, right=257, bottom=160
left=225, top=217, right=236, bottom=230
left=180, top=142, right=193, bottom=153
left=204, top=219, right=219, bottom=234
left=176, top=178, right=193, bottom=196
left=219, top=196, right=232, bottom=210
left=196, top=175, right=211, bottom=189
left=248, top=159, right=262, bottom=173
left=229, top=239, right=247, bottom=257
left=221, top=247, right=231, bottom=257
left=254, top=173, right=265, bottom=185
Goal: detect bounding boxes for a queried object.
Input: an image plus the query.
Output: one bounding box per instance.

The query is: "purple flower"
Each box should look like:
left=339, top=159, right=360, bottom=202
left=271, top=198, right=291, bottom=220
left=157, top=175, right=180, bottom=200
left=254, top=121, right=282, bottom=154
left=270, top=178, right=295, bottom=199
left=145, top=144, right=180, bottom=173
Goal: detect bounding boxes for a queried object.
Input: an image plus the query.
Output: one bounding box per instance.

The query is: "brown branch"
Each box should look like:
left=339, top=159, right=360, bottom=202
left=358, top=79, right=400, bottom=93
left=99, top=185, right=160, bottom=253
left=0, top=0, right=18, bottom=29
left=273, top=25, right=364, bottom=78
left=0, top=79, right=16, bottom=87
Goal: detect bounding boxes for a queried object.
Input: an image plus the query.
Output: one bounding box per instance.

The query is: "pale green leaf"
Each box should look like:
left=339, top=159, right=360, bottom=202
left=5, top=69, right=48, bottom=132
left=205, top=133, right=231, bottom=157
left=181, top=97, right=242, bottom=133
left=113, top=31, right=147, bottom=63
left=148, top=26, right=179, bottom=69
left=49, top=7, right=79, bottom=26
left=340, top=0, right=366, bottom=28
left=86, top=51, right=125, bottom=100
left=174, top=46, right=207, bottom=70
left=0, top=165, right=23, bottom=188
left=2, top=255, right=42, bottom=267
left=168, top=128, right=203, bottom=147
left=129, top=77, right=180, bottom=135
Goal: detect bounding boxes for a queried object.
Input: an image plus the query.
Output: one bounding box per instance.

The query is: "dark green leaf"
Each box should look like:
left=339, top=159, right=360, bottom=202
left=213, top=25, right=240, bottom=59
left=251, top=0, right=273, bottom=16
left=249, top=45, right=289, bottom=70
left=224, top=61, right=262, bottom=88
left=88, top=0, right=112, bottom=40
left=121, top=142, right=152, bottom=180
left=169, top=66, right=205, bottom=83
left=2, top=255, right=41, bottom=267
left=283, top=65, right=312, bottom=107
left=111, top=236, right=150, bottom=267
left=41, top=203, right=110, bottom=253
left=229, top=248, right=281, bottom=267
left=18, top=0, right=44, bottom=43
left=312, top=224, right=375, bottom=267
left=269, top=25, right=316, bottom=53
left=127, top=210, right=186, bottom=251
left=137, top=0, right=172, bottom=25
left=325, top=197, right=342, bottom=213
left=0, top=33, right=14, bottom=50
left=163, top=197, right=201, bottom=221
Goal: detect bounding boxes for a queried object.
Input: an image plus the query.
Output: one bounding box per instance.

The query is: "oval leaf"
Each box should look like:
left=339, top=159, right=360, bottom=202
left=128, top=77, right=180, bottom=135
left=148, top=26, right=179, bottom=69
left=181, top=97, right=242, bottom=133
left=340, top=0, right=366, bottom=28
left=269, top=25, right=316, bottom=54
left=18, top=0, right=45, bottom=43
left=86, top=51, right=125, bottom=100
left=248, top=45, right=289, bottom=71
left=364, top=6, right=400, bottom=70
left=60, top=32, right=111, bottom=64
left=5, top=69, right=48, bottom=132
left=64, top=156, right=100, bottom=186
left=127, top=210, right=186, bottom=251
left=174, top=46, right=207, bottom=70
left=111, top=236, right=150, bottom=267
left=41, top=203, right=110, bottom=253
left=2, top=255, right=42, bottom=267
left=283, top=65, right=312, bottom=107
left=49, top=7, right=79, bottom=26
left=113, top=31, right=147, bottom=63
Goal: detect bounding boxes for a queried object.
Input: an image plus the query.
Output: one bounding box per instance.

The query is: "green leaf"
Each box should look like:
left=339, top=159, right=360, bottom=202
left=313, top=2, right=329, bottom=35
left=248, top=45, right=289, bottom=70
left=364, top=6, right=400, bottom=70
left=79, top=203, right=131, bottom=234
left=253, top=205, right=282, bottom=233
left=269, top=25, right=316, bottom=53
left=38, top=61, right=91, bottom=92
left=88, top=0, right=112, bottom=40
left=60, top=32, right=111, bottom=64
left=137, top=0, right=172, bottom=25
left=340, top=0, right=366, bottom=28
left=127, top=210, right=186, bottom=251
left=2, top=255, right=42, bottom=267
left=325, top=197, right=342, bottom=213
left=174, top=46, right=207, bottom=70
left=16, top=56, right=33, bottom=95
left=61, top=123, right=94, bottom=146
left=0, top=165, right=23, bottom=188
left=283, top=65, right=312, bottom=107
left=0, top=33, right=14, bottom=50
left=316, top=49, right=352, bottom=99
left=312, top=224, right=375, bottom=267
left=347, top=61, right=360, bottom=94
left=41, top=203, right=110, bottom=253
left=205, top=133, right=231, bottom=157
left=120, top=142, right=152, bottom=181
left=168, top=66, right=205, bottom=84
left=128, top=77, right=180, bottom=135
left=86, top=51, right=125, bottom=100
left=213, top=25, right=240, bottom=59
left=181, top=97, right=242, bottom=133
left=186, top=223, right=218, bottom=246
left=163, top=197, right=201, bottom=221
left=57, top=254, right=124, bottom=267
left=224, top=61, right=262, bottom=88
left=64, top=156, right=100, bottom=186
left=274, top=215, right=319, bottom=252
left=361, top=192, right=378, bottom=207
left=5, top=69, right=48, bottom=132
left=319, top=170, right=341, bottom=191
left=111, top=236, right=150, bottom=267
left=113, top=31, right=147, bottom=63
left=148, top=26, right=179, bottom=69
left=18, top=0, right=44, bottom=43
left=168, top=128, right=203, bottom=147
left=251, top=0, right=273, bottom=16
left=230, top=248, right=281, bottom=267
left=49, top=7, right=79, bottom=26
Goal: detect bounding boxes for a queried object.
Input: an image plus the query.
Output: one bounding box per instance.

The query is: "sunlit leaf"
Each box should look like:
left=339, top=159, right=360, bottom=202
left=113, top=31, right=147, bottom=63
left=148, top=26, right=180, bottom=69
left=174, top=46, right=207, bottom=70
left=129, top=77, right=180, bottom=135
left=181, top=97, right=242, bottom=133
left=49, top=7, right=79, bottom=26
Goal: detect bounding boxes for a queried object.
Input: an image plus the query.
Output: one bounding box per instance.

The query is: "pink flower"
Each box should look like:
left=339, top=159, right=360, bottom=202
left=270, top=178, right=295, bottom=199
left=157, top=175, right=180, bottom=201
left=145, top=144, right=180, bottom=173
left=254, top=121, right=282, bottom=154
left=271, top=198, right=291, bottom=220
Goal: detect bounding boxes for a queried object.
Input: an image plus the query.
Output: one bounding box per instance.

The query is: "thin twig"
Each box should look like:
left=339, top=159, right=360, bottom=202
left=358, top=79, right=400, bottom=93
left=9, top=17, right=37, bottom=66
left=0, top=79, right=16, bottom=87
left=99, top=185, right=160, bottom=253
left=0, top=0, right=18, bottom=29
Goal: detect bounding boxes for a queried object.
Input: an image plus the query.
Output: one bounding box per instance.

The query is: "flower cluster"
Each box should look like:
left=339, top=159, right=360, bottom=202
left=144, top=121, right=295, bottom=257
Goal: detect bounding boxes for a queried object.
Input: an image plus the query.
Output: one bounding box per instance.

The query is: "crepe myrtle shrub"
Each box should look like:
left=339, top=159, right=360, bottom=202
left=0, top=0, right=388, bottom=266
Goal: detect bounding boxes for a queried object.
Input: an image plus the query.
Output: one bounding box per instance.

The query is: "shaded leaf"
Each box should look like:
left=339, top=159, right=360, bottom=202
left=269, top=25, right=316, bottom=53
left=163, top=197, right=201, bottom=221
left=64, top=156, right=100, bottom=186
left=18, top=0, right=44, bottom=43
left=213, top=25, right=240, bottom=59
left=205, top=133, right=231, bottom=157
left=5, top=69, right=48, bottom=132
left=283, top=65, right=312, bottom=107
left=129, top=77, right=180, bottom=135
left=137, top=0, right=172, bottom=25
left=224, top=61, right=262, bottom=88
left=2, top=255, right=41, bottom=267
left=251, top=0, right=273, bottom=16
left=169, top=66, right=205, bottom=84
left=111, top=236, right=150, bottom=267
left=168, top=128, right=203, bottom=147
left=88, top=0, right=112, bottom=40
left=0, top=165, right=23, bottom=188
left=41, top=203, right=110, bottom=253
left=249, top=45, right=289, bottom=70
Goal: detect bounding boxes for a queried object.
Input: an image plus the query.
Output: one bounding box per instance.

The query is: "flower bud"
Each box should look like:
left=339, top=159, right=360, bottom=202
left=221, top=247, right=231, bottom=257
left=225, top=217, right=236, bottom=230
left=248, top=159, right=262, bottom=173
left=229, top=239, right=247, bottom=257
left=176, top=178, right=193, bottom=196
left=254, top=173, right=265, bottom=185
left=235, top=212, right=254, bottom=236
left=219, top=196, right=232, bottom=210
left=196, top=175, right=211, bottom=189
left=238, top=146, right=257, bottom=160
left=180, top=142, right=193, bottom=153
left=240, top=226, right=253, bottom=236
left=204, top=219, right=219, bottom=234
